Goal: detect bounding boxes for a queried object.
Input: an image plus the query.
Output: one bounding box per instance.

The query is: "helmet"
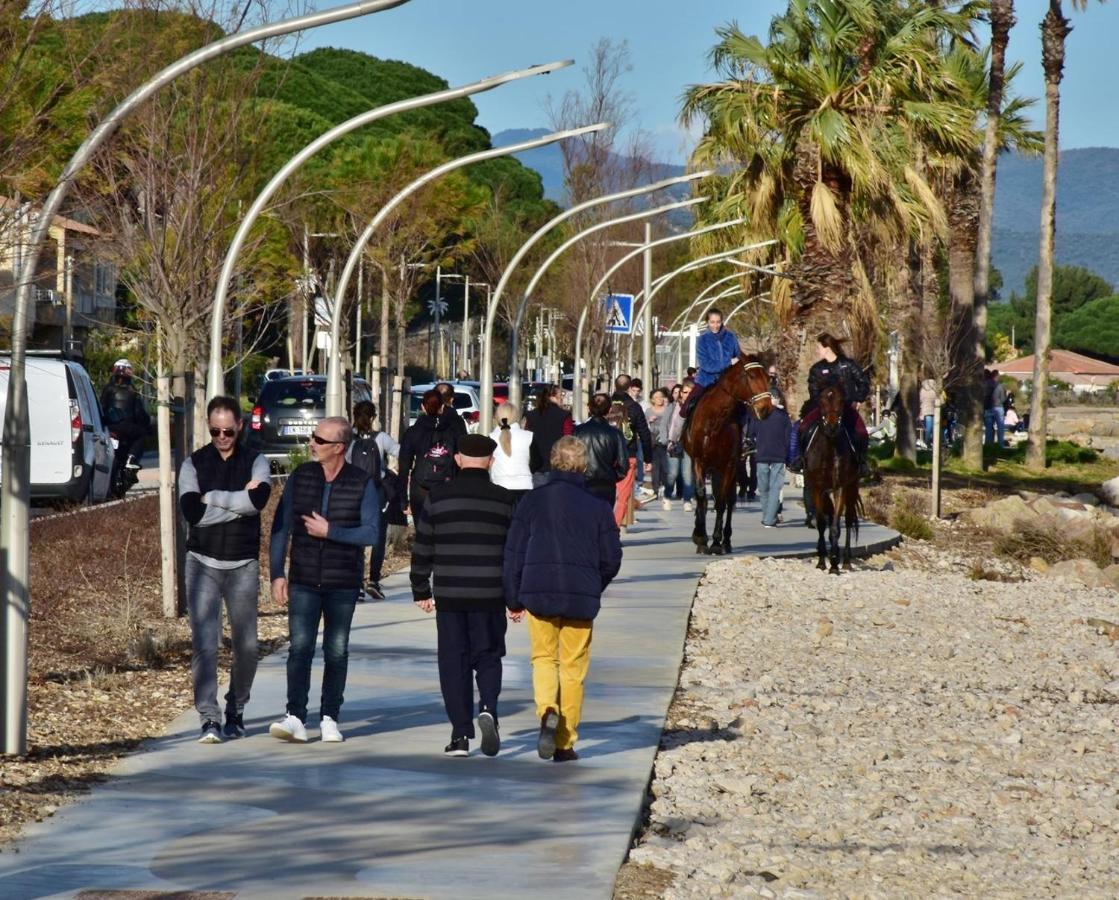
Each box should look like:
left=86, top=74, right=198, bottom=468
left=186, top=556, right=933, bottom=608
left=112, top=358, right=133, bottom=371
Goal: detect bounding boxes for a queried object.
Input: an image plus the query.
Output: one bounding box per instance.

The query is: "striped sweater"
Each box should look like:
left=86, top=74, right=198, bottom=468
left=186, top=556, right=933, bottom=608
left=409, top=468, right=516, bottom=611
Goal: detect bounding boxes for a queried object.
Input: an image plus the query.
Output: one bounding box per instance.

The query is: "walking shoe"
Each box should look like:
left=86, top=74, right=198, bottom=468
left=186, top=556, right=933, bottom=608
left=553, top=747, right=579, bottom=763
left=478, top=710, right=500, bottom=757
left=762, top=522, right=777, bottom=529
left=444, top=736, right=469, bottom=758
left=683, top=501, right=694, bottom=512
left=124, top=455, right=141, bottom=471
left=537, top=709, right=559, bottom=760
left=222, top=708, right=245, bottom=739
left=746, top=492, right=758, bottom=502
left=320, top=716, right=344, bottom=743
left=365, top=581, right=385, bottom=601
left=199, top=720, right=222, bottom=744
left=269, top=713, right=308, bottom=743
left=661, top=498, right=671, bottom=511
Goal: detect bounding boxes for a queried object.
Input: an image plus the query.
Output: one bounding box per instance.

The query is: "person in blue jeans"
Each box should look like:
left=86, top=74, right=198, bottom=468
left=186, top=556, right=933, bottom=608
left=666, top=382, right=696, bottom=508
left=746, top=402, right=791, bottom=528
left=269, top=416, right=379, bottom=744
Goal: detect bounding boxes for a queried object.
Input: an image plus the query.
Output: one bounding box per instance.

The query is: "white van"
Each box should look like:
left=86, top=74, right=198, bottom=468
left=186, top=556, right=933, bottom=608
left=0, top=354, right=115, bottom=503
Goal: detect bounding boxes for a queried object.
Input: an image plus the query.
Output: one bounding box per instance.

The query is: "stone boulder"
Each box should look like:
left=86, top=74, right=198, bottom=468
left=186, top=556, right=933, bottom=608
left=961, top=495, right=1038, bottom=531
left=1045, top=559, right=1113, bottom=590
left=1102, top=476, right=1119, bottom=508
left=1105, top=564, right=1119, bottom=590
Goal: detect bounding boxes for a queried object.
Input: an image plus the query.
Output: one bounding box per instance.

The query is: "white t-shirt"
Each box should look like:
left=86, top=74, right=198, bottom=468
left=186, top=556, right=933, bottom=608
left=488, top=424, right=534, bottom=491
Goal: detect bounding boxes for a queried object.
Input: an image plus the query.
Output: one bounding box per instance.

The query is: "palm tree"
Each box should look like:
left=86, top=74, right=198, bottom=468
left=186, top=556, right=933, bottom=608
left=1026, top=0, right=1091, bottom=471
left=681, top=0, right=977, bottom=397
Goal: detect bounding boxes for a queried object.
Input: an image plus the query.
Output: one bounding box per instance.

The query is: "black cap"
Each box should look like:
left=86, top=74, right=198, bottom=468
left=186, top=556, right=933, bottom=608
left=457, top=434, right=497, bottom=458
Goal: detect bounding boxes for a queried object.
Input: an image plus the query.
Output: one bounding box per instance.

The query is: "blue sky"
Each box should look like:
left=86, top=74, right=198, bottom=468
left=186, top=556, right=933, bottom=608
left=296, top=0, right=1119, bottom=163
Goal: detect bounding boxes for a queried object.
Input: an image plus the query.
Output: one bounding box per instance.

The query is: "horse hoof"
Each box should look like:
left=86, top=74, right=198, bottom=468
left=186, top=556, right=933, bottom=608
left=830, top=567, right=841, bottom=576
left=696, top=545, right=706, bottom=555
left=711, top=545, right=725, bottom=556
left=817, top=560, right=827, bottom=570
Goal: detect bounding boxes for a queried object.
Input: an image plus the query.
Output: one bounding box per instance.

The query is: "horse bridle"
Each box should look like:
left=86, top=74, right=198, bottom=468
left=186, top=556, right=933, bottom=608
left=733, top=360, right=772, bottom=415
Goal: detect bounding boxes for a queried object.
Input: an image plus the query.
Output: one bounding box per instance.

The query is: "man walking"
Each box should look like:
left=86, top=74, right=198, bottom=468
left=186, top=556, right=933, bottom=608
left=984, top=369, right=1008, bottom=447
left=574, top=392, right=629, bottom=507
left=410, top=434, right=516, bottom=758
left=269, top=416, right=379, bottom=743
left=179, top=396, right=271, bottom=743
left=746, top=401, right=791, bottom=528
left=609, top=374, right=652, bottom=526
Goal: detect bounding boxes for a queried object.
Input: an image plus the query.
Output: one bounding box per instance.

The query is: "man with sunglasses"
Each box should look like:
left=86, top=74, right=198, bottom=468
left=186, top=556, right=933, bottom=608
left=268, top=416, right=380, bottom=744
left=179, top=396, right=272, bottom=743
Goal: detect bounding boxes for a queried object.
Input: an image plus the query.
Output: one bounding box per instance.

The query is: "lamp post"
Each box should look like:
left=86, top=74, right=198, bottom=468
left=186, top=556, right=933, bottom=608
left=206, top=59, right=573, bottom=398
left=505, top=194, right=706, bottom=409
left=1, top=0, right=411, bottom=759
left=324, top=123, right=609, bottom=416
left=479, top=169, right=714, bottom=431
left=435, top=269, right=470, bottom=377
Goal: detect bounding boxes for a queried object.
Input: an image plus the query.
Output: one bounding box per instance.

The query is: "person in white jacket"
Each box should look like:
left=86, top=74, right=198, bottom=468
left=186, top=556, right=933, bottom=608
left=489, top=402, right=534, bottom=500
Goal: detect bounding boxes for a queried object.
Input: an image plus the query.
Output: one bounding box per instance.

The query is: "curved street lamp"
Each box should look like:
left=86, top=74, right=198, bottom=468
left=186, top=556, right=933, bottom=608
left=568, top=223, right=750, bottom=419
left=505, top=194, right=707, bottom=409
left=671, top=289, right=771, bottom=378
left=324, top=122, right=610, bottom=416
left=206, top=59, right=573, bottom=397
left=478, top=169, right=714, bottom=431
left=0, top=0, right=411, bottom=757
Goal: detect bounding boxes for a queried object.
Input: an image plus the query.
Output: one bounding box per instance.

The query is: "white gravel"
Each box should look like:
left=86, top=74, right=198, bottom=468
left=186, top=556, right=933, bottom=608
left=630, top=550, right=1119, bottom=898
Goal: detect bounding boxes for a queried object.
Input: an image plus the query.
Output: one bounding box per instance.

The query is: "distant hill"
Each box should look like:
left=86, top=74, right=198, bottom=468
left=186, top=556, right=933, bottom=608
left=498, top=131, right=1119, bottom=296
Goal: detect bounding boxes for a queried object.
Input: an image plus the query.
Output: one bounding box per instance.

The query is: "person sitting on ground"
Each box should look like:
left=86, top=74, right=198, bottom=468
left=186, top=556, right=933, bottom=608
left=410, top=434, right=516, bottom=759
left=792, top=332, right=871, bottom=477
left=574, top=392, right=629, bottom=508
left=489, top=401, right=534, bottom=501
left=503, top=436, right=623, bottom=763
left=523, top=384, right=574, bottom=485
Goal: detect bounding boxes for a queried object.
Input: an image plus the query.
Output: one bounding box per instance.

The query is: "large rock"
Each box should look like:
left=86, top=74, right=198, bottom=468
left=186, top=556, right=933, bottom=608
left=1104, top=564, right=1119, bottom=590
left=962, top=495, right=1040, bottom=531
left=1045, top=558, right=1112, bottom=589
left=1102, top=476, right=1119, bottom=508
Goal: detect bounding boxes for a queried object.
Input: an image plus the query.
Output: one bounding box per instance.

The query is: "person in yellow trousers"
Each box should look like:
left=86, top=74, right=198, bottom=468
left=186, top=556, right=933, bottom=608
left=503, top=437, right=623, bottom=761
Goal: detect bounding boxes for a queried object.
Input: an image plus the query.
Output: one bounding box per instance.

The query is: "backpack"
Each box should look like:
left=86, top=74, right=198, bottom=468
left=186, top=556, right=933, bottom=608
left=606, top=400, right=635, bottom=447
left=351, top=436, right=383, bottom=486
left=412, top=427, right=455, bottom=489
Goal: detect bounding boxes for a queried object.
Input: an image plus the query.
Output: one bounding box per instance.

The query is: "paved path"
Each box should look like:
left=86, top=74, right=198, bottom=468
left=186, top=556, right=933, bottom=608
left=0, top=497, right=898, bottom=900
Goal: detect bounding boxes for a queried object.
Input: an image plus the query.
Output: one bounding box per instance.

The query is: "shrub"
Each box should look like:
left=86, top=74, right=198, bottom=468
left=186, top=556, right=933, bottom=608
left=888, top=490, right=933, bottom=541
left=285, top=442, right=310, bottom=470
left=994, top=520, right=1112, bottom=569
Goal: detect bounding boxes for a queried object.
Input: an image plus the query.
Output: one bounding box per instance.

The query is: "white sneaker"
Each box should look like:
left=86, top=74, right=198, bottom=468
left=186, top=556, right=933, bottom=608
left=320, top=716, right=344, bottom=743
left=269, top=713, right=308, bottom=743
left=661, top=498, right=671, bottom=511
left=684, top=501, right=694, bottom=512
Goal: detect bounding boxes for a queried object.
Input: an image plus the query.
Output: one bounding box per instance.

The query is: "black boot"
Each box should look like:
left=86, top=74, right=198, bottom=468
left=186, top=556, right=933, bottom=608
left=788, top=455, right=805, bottom=474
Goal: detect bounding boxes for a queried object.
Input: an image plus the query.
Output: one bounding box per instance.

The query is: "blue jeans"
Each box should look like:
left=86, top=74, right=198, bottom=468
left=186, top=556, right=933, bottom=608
left=923, top=414, right=934, bottom=446
left=286, top=584, right=359, bottom=722
left=756, top=462, right=785, bottom=526
left=984, top=408, right=1006, bottom=446
left=635, top=440, right=645, bottom=485
left=665, top=450, right=695, bottom=502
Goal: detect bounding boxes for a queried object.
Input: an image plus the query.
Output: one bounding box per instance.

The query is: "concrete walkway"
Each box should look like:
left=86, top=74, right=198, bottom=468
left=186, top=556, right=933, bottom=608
left=0, top=496, right=898, bottom=900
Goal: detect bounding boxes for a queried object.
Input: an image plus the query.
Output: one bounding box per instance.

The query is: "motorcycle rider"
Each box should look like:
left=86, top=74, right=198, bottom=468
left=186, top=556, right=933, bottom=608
left=101, top=358, right=150, bottom=492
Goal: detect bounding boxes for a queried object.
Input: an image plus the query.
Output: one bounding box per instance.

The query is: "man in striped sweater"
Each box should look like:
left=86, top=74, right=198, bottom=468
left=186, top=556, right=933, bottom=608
left=410, top=433, right=516, bottom=758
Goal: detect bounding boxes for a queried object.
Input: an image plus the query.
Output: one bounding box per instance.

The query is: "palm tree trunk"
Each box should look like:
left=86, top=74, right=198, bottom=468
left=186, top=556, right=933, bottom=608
left=949, top=178, right=981, bottom=465
left=968, top=0, right=1016, bottom=469
left=1027, top=0, right=1071, bottom=470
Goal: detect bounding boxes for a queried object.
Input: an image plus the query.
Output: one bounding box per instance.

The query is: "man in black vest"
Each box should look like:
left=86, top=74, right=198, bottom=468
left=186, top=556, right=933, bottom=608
left=410, top=434, right=516, bottom=758
left=269, top=416, right=379, bottom=744
left=179, top=396, right=272, bottom=743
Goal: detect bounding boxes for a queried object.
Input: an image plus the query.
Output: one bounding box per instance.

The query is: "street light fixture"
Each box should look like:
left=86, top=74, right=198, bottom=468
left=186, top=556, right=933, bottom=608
left=325, top=123, right=611, bottom=417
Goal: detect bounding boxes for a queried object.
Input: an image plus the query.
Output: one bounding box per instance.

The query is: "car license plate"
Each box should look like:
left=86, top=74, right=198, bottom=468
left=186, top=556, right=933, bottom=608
left=282, top=424, right=314, bottom=436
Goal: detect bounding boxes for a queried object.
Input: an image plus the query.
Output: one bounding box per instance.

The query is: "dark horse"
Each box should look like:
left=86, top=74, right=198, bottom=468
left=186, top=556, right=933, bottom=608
left=803, top=382, right=862, bottom=573
left=683, top=356, right=774, bottom=555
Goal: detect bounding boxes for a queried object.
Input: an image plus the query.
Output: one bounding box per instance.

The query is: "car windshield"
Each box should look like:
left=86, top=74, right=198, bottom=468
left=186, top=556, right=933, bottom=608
left=263, top=381, right=324, bottom=408
left=410, top=391, right=473, bottom=415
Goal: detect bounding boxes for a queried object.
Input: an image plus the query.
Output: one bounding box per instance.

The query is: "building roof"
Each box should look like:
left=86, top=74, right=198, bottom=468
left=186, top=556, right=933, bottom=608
left=0, top=197, right=101, bottom=237
left=999, top=349, right=1119, bottom=378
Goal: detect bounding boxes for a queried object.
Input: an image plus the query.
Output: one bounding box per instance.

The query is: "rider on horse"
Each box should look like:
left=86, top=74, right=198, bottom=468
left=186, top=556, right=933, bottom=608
left=682, top=308, right=740, bottom=418
left=793, top=332, right=871, bottom=477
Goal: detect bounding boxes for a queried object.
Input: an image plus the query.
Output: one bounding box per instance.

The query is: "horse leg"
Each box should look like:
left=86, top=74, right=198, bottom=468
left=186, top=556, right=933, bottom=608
left=843, top=483, right=858, bottom=570
left=828, top=492, right=842, bottom=575
left=815, top=492, right=829, bottom=571
left=721, top=461, right=737, bottom=552
left=709, top=472, right=725, bottom=555
left=692, top=460, right=709, bottom=553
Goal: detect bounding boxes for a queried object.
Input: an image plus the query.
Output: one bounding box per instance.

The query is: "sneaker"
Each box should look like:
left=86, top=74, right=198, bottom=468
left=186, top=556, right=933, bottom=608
left=553, top=747, right=579, bottom=763
left=222, top=709, right=245, bottom=739
left=661, top=498, right=671, bottom=511
left=356, top=591, right=369, bottom=603
left=199, top=720, right=222, bottom=744
left=683, top=501, right=694, bottom=512
left=537, top=709, right=559, bottom=760
left=365, top=581, right=385, bottom=601
left=444, top=736, right=469, bottom=758
left=320, top=716, right=343, bottom=743
left=762, top=522, right=777, bottom=529
left=124, top=455, right=141, bottom=471
left=269, top=713, right=308, bottom=743
left=478, top=710, right=500, bottom=757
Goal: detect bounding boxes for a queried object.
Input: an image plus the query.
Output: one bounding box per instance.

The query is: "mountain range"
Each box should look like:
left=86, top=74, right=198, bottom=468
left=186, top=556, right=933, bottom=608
left=494, top=131, right=1119, bottom=297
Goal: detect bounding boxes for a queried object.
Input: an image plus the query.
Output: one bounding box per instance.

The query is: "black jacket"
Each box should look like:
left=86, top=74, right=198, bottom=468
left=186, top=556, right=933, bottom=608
left=287, top=461, right=369, bottom=590
left=398, top=412, right=459, bottom=503
left=524, top=403, right=573, bottom=472
left=409, top=469, right=515, bottom=611
left=574, top=416, right=628, bottom=484
left=610, top=391, right=652, bottom=459
left=808, top=357, right=870, bottom=405
left=100, top=380, right=150, bottom=429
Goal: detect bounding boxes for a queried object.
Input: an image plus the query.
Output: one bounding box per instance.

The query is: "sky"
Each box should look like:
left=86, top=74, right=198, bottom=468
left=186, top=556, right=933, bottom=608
left=295, top=0, right=1119, bottom=164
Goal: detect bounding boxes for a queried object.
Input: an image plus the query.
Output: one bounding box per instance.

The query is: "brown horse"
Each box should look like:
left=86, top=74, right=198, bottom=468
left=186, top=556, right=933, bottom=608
left=683, top=356, right=774, bottom=555
left=803, top=382, right=862, bottom=573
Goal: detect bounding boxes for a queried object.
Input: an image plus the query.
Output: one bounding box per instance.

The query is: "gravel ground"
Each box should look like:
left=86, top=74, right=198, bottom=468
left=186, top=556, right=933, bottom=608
left=619, top=549, right=1119, bottom=898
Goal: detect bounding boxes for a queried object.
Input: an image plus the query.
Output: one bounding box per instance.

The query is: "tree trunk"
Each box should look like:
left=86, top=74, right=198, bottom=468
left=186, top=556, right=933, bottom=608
left=949, top=179, right=983, bottom=469
left=1028, top=1, right=1070, bottom=471
left=970, top=0, right=1016, bottom=468
left=156, top=326, right=176, bottom=619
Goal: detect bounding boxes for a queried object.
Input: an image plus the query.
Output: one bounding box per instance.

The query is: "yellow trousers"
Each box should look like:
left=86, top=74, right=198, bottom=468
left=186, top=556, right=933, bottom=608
left=527, top=613, right=593, bottom=750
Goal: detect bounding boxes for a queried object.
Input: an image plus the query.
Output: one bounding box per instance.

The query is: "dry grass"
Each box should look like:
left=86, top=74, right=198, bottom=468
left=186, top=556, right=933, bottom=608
left=886, top=489, right=934, bottom=541
left=994, top=519, right=1114, bottom=570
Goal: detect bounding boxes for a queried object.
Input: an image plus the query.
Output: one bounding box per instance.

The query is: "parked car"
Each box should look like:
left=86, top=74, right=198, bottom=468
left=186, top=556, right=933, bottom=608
left=0, top=353, right=115, bottom=503
left=247, top=375, right=372, bottom=463
left=456, top=380, right=508, bottom=408
left=408, top=382, right=481, bottom=432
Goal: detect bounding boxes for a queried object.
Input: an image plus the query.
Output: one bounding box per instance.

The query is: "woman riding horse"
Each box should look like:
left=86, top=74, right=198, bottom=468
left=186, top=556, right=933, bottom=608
left=682, top=308, right=740, bottom=417
left=793, top=333, right=871, bottom=477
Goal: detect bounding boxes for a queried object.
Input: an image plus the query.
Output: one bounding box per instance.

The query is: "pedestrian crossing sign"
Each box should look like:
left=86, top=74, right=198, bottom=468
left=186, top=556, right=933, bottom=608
left=603, top=293, right=634, bottom=335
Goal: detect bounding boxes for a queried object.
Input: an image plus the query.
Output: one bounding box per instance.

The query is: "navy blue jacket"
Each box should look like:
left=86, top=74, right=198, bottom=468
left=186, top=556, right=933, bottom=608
left=503, top=471, right=622, bottom=621
left=746, top=406, right=791, bottom=464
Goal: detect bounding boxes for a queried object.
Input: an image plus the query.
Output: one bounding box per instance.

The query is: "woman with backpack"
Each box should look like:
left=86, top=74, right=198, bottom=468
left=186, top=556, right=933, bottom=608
left=398, top=390, right=459, bottom=522
left=489, top=402, right=534, bottom=501
left=350, top=401, right=399, bottom=601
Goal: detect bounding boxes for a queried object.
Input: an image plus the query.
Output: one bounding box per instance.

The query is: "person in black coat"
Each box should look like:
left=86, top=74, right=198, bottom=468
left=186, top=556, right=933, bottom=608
left=795, top=332, right=871, bottom=475
left=410, top=434, right=516, bottom=759
left=398, top=390, right=459, bottom=520
left=573, top=392, right=628, bottom=507
left=504, top=436, right=623, bottom=763
left=523, top=384, right=574, bottom=483
left=435, top=382, right=468, bottom=437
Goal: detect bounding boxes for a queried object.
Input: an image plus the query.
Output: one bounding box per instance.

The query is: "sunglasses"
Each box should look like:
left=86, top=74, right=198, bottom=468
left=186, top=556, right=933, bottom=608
left=311, top=434, right=346, bottom=446
left=209, top=427, right=237, bottom=438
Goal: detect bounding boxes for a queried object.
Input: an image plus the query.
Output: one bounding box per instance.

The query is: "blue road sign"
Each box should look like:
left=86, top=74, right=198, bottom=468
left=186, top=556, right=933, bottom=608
left=603, top=293, right=634, bottom=335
